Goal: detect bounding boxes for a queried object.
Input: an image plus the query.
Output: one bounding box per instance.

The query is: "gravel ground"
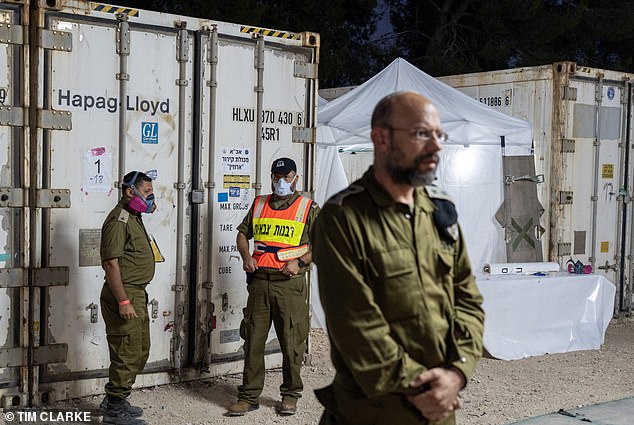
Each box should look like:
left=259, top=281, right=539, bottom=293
left=56, top=316, right=634, bottom=425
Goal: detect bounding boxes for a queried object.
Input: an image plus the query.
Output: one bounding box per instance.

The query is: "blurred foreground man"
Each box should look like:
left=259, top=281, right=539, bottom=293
left=312, top=92, right=485, bottom=425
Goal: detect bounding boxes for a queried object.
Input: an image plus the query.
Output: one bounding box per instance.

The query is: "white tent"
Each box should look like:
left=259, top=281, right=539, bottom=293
left=312, top=58, right=534, bottom=328
left=317, top=58, right=532, bottom=149
left=315, top=58, right=533, bottom=268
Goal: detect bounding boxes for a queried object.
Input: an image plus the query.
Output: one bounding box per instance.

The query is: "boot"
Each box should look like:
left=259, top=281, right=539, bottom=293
left=102, top=396, right=147, bottom=425
left=100, top=396, right=144, bottom=418
left=276, top=396, right=297, bottom=415
left=226, top=400, right=259, bottom=416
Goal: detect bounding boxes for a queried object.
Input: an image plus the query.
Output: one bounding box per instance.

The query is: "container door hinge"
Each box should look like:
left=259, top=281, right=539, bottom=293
left=562, top=86, right=577, bottom=101
left=557, top=242, right=571, bottom=257
left=0, top=267, right=69, bottom=287
left=0, top=106, right=24, bottom=126
left=0, top=268, right=24, bottom=288
left=38, top=109, right=72, bottom=130
left=0, top=344, right=68, bottom=367
left=292, top=126, right=315, bottom=144
left=0, top=188, right=26, bottom=207
left=559, top=191, right=573, bottom=205
left=33, top=267, right=70, bottom=287
left=190, top=189, right=205, bottom=204
left=36, top=189, right=71, bottom=208
left=0, top=23, right=23, bottom=45
left=39, top=28, right=72, bottom=52
left=561, top=138, right=576, bottom=153
left=294, top=61, right=317, bottom=79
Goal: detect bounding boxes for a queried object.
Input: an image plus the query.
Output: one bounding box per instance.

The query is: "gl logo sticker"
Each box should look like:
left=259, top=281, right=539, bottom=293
left=142, top=122, right=159, bottom=144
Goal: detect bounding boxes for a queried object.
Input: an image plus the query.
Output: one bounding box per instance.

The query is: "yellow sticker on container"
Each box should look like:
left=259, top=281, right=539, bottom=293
left=224, top=175, right=250, bottom=189
left=602, top=164, right=614, bottom=179
left=600, top=241, right=609, bottom=253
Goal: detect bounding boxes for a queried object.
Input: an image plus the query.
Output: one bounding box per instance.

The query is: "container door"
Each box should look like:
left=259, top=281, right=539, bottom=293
left=0, top=2, right=27, bottom=407
left=567, top=77, right=625, bottom=291
left=201, top=31, right=318, bottom=365
left=38, top=7, right=193, bottom=400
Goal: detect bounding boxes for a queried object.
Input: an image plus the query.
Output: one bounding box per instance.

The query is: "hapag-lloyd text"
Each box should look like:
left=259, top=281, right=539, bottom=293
left=56, top=89, right=170, bottom=116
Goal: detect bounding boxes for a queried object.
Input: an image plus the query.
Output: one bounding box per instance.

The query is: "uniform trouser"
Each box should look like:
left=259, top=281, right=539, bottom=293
left=100, top=283, right=150, bottom=399
left=237, top=274, right=310, bottom=404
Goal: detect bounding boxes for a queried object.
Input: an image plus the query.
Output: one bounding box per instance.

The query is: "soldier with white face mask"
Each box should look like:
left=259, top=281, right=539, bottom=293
left=228, top=157, right=320, bottom=417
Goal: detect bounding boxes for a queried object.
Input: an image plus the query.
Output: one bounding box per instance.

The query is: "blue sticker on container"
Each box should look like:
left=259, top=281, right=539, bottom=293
left=145, top=169, right=158, bottom=180
left=229, top=187, right=240, bottom=197
left=142, top=122, right=159, bottom=144
left=218, top=192, right=229, bottom=202
left=607, top=87, right=615, bottom=100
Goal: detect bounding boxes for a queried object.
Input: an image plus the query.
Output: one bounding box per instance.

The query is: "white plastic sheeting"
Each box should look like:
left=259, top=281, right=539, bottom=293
left=476, top=273, right=616, bottom=360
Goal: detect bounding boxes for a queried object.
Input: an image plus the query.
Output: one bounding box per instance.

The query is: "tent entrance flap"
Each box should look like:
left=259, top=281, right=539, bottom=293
left=495, top=155, right=545, bottom=262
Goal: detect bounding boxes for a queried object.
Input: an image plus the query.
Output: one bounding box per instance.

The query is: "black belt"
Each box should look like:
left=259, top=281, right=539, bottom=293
left=253, top=272, right=293, bottom=281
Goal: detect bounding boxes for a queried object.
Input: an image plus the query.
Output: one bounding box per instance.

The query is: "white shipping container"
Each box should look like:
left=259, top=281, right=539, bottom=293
left=438, top=62, right=634, bottom=315
left=0, top=0, right=319, bottom=406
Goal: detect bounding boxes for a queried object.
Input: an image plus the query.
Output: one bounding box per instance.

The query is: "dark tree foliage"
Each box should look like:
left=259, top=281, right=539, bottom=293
left=114, top=0, right=383, bottom=87
left=384, top=0, right=634, bottom=76
left=112, top=0, right=634, bottom=85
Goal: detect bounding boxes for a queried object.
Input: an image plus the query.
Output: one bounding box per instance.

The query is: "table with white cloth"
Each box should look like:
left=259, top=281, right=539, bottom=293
left=475, top=272, right=616, bottom=360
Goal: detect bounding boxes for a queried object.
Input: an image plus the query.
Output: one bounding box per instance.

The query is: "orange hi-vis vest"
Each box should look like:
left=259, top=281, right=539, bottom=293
left=251, top=194, right=312, bottom=270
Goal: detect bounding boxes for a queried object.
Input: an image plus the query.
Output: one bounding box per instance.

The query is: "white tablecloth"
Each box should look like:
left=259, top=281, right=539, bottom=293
left=475, top=273, right=616, bottom=360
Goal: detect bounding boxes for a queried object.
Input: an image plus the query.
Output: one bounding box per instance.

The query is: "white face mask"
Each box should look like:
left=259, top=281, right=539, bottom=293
left=273, top=178, right=294, bottom=196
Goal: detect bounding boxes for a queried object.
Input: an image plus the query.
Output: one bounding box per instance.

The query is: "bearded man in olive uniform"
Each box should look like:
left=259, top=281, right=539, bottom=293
left=227, top=157, right=320, bottom=417
left=312, top=92, right=485, bottom=425
left=100, top=171, right=157, bottom=425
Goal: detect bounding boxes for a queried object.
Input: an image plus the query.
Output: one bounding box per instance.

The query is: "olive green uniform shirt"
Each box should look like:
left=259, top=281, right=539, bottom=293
left=237, top=191, right=320, bottom=275
left=312, top=169, right=484, bottom=424
left=101, top=200, right=155, bottom=285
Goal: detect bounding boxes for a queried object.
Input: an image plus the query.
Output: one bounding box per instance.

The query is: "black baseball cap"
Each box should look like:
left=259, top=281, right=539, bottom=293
left=271, top=157, right=297, bottom=174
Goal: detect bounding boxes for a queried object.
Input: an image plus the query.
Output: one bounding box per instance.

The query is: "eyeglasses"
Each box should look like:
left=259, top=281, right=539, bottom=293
left=388, top=127, right=449, bottom=143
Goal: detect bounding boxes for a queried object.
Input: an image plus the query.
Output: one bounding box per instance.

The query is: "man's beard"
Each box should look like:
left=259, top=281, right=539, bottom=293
left=386, top=153, right=439, bottom=187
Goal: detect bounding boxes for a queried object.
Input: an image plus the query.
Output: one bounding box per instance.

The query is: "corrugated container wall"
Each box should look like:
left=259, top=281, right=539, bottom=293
left=438, top=62, right=634, bottom=315
left=0, top=0, right=319, bottom=406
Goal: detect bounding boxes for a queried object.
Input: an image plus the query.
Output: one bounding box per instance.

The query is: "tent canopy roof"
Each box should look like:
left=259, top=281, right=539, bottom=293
left=317, top=58, right=532, bottom=149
